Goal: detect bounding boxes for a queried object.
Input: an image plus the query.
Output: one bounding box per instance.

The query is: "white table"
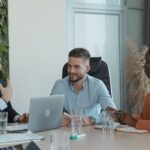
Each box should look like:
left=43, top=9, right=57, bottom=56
left=0, top=123, right=42, bottom=148
left=37, top=126, right=150, bottom=150
left=0, top=125, right=150, bottom=150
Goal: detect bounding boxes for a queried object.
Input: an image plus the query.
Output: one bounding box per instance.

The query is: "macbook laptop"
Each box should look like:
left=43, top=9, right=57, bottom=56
left=28, top=95, right=64, bottom=132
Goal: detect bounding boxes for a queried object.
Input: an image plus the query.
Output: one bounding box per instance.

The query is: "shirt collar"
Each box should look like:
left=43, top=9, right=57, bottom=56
left=70, top=75, right=88, bottom=92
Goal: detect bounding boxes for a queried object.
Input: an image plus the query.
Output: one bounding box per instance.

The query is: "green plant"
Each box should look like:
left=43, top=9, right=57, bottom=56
left=0, top=0, right=9, bottom=80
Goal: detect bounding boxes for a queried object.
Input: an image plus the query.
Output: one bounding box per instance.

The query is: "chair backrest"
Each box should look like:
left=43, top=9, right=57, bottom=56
left=62, top=57, right=111, bottom=96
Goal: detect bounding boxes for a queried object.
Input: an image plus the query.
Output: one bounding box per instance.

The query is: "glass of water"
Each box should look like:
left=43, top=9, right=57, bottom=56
left=50, top=131, right=70, bottom=150
left=0, top=112, right=8, bottom=134
left=101, top=110, right=108, bottom=131
left=101, top=110, right=115, bottom=132
left=71, top=109, right=83, bottom=135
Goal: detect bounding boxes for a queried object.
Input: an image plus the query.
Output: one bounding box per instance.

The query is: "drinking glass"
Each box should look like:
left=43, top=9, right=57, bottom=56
left=0, top=112, right=8, bottom=134
left=71, top=109, right=83, bottom=135
left=101, top=110, right=115, bottom=132
left=50, top=131, right=70, bottom=150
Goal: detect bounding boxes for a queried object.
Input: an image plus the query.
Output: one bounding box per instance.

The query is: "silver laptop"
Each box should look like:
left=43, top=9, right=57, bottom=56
left=28, top=95, right=64, bottom=132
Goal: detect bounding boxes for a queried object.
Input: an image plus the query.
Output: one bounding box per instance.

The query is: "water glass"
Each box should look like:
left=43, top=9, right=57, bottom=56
left=101, top=111, right=114, bottom=132
left=50, top=131, right=70, bottom=150
left=71, top=109, right=83, bottom=135
left=0, top=112, right=8, bottom=134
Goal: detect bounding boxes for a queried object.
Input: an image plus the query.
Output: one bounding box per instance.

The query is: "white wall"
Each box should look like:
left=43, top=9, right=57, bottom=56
left=8, top=0, right=68, bottom=114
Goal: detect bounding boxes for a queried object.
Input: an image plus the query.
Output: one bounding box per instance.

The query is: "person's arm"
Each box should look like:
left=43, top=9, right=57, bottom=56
left=0, top=79, right=13, bottom=111
left=0, top=79, right=13, bottom=103
left=117, top=111, right=137, bottom=127
left=0, top=80, right=28, bottom=122
left=17, top=113, right=29, bottom=123
left=5, top=102, right=28, bottom=123
left=136, top=120, right=150, bottom=130
left=5, top=101, right=19, bottom=123
left=133, top=113, right=143, bottom=120
left=80, top=79, right=117, bottom=125
left=97, top=80, right=116, bottom=110
left=80, top=103, right=103, bottom=125
left=118, top=113, right=150, bottom=130
left=0, top=80, right=16, bottom=122
left=0, top=98, right=7, bottom=110
left=95, top=80, right=117, bottom=123
left=51, top=80, right=65, bottom=95
left=61, top=113, right=71, bottom=127
left=82, top=80, right=116, bottom=124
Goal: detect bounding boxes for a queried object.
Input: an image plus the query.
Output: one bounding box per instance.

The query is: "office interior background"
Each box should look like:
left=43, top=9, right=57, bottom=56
left=6, top=0, right=143, bottom=114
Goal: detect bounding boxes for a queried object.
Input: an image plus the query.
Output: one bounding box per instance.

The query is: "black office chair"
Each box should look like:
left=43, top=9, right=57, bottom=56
left=62, top=57, right=111, bottom=96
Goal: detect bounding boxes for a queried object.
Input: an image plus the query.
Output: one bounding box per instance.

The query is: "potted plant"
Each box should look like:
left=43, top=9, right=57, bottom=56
left=0, top=0, right=9, bottom=80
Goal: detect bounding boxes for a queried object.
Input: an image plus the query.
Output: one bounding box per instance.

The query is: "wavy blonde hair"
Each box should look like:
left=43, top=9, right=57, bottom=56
left=126, top=39, right=150, bottom=113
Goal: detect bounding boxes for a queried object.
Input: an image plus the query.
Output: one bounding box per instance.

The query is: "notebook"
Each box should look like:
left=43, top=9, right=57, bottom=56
left=116, top=126, right=149, bottom=134
left=94, top=122, right=121, bottom=129
left=7, top=123, right=28, bottom=132
left=0, top=131, right=43, bottom=144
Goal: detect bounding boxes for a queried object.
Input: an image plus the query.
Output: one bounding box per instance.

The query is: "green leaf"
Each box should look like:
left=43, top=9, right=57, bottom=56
left=0, top=0, right=9, bottom=79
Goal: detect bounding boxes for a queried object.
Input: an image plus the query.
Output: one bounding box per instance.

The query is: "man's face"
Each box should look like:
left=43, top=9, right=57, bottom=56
left=67, top=57, right=90, bottom=82
left=144, top=50, right=150, bottom=78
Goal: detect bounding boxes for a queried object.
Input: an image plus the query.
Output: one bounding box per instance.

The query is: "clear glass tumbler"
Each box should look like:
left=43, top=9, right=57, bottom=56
left=71, top=109, right=83, bottom=135
left=0, top=112, right=8, bottom=134
left=50, top=131, right=70, bottom=150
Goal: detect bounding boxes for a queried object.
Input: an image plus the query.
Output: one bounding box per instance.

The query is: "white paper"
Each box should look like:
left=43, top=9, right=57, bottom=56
left=0, top=131, right=43, bottom=143
left=94, top=122, right=121, bottom=129
left=7, top=124, right=28, bottom=131
left=116, top=127, right=149, bottom=134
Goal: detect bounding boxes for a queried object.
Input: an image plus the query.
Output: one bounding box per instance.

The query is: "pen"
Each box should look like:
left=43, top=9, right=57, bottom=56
left=70, top=133, right=86, bottom=140
left=77, top=133, right=86, bottom=138
left=64, top=112, right=71, bottom=118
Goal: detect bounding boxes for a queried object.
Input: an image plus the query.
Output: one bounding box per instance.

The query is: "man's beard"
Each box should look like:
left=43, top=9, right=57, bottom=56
left=69, top=73, right=84, bottom=83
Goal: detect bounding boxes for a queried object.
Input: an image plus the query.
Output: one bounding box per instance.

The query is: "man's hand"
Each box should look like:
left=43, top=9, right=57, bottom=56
left=117, top=110, right=137, bottom=127
left=106, top=106, right=116, bottom=113
left=82, top=117, right=93, bottom=126
left=18, top=113, right=29, bottom=123
left=106, top=107, right=118, bottom=121
left=0, top=79, right=13, bottom=103
left=61, top=113, right=71, bottom=127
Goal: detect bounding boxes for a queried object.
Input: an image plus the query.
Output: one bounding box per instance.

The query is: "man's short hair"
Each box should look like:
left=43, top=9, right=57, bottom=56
left=69, top=48, right=90, bottom=62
